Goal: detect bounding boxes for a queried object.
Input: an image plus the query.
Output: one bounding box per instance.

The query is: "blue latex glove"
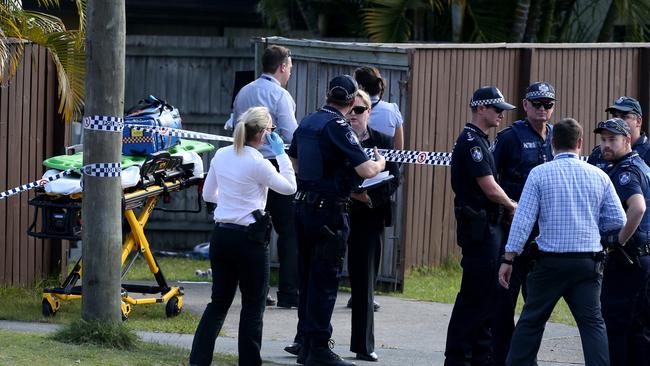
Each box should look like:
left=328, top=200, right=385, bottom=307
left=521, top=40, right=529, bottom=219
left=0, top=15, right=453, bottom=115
left=266, top=132, right=286, bottom=156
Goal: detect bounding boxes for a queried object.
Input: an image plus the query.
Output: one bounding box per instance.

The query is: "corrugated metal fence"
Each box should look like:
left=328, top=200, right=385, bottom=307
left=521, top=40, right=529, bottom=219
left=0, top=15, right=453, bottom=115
left=0, top=43, right=66, bottom=286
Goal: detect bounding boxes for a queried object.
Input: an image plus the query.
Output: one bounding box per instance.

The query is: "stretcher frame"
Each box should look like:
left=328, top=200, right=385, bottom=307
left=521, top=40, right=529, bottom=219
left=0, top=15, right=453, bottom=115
left=31, top=160, right=203, bottom=320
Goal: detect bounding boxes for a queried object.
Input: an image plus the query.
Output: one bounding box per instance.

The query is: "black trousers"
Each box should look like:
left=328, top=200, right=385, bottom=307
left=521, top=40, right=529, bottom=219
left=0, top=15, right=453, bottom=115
left=347, top=203, right=383, bottom=354
left=444, top=222, right=502, bottom=366
left=189, top=225, right=269, bottom=366
left=507, top=256, right=609, bottom=366
left=601, top=254, right=650, bottom=366
left=265, top=188, right=298, bottom=304
left=294, top=201, right=350, bottom=347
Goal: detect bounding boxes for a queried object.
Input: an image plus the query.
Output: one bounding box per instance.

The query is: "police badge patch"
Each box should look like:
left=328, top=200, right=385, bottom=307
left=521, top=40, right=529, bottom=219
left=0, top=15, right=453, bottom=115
left=619, top=172, right=631, bottom=186
left=470, top=146, right=483, bottom=162
left=346, top=131, right=360, bottom=145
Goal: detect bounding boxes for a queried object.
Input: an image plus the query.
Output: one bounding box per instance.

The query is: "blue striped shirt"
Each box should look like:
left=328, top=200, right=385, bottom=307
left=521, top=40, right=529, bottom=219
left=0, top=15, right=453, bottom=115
left=505, top=152, right=626, bottom=254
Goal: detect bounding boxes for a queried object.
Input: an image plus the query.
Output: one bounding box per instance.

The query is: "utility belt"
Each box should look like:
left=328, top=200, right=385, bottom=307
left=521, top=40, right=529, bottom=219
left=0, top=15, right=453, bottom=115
left=215, top=209, right=272, bottom=246
left=454, top=205, right=501, bottom=247
left=454, top=206, right=501, bottom=225
left=295, top=190, right=349, bottom=213
left=537, top=250, right=607, bottom=261
left=628, top=232, right=650, bottom=257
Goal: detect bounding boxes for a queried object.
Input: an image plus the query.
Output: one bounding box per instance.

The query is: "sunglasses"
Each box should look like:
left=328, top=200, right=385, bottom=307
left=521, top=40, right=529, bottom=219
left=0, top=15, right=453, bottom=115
left=490, top=106, right=504, bottom=114
left=612, top=111, right=638, bottom=119
left=597, top=120, right=629, bottom=135
left=264, top=125, right=277, bottom=132
left=529, top=100, right=555, bottom=110
left=350, top=106, right=369, bottom=115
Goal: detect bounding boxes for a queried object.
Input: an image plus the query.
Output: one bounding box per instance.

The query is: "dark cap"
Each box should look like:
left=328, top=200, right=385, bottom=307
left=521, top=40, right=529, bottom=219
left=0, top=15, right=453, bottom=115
left=327, top=75, right=358, bottom=103
left=594, top=118, right=631, bottom=136
left=470, top=86, right=516, bottom=110
left=606, top=96, right=642, bottom=117
left=525, top=82, right=555, bottom=101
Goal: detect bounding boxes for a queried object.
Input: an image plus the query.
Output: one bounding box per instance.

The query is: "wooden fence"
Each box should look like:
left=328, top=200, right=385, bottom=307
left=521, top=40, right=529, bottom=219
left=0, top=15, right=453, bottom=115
left=0, top=42, right=66, bottom=286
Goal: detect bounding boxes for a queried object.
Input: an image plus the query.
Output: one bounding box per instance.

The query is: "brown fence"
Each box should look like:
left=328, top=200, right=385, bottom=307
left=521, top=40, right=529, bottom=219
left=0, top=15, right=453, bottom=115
left=0, top=42, right=66, bottom=286
left=405, top=44, right=650, bottom=268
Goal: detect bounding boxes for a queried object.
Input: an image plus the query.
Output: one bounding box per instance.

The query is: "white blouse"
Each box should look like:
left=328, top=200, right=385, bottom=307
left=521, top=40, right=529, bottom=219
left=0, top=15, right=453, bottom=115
left=202, top=145, right=296, bottom=225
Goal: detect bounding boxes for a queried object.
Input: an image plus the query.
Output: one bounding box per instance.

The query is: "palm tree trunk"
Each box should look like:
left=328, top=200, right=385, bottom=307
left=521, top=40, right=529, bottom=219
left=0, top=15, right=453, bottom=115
left=538, top=0, right=556, bottom=42
left=597, top=0, right=618, bottom=42
left=510, top=0, right=532, bottom=42
left=523, top=0, right=542, bottom=42
left=450, top=0, right=466, bottom=42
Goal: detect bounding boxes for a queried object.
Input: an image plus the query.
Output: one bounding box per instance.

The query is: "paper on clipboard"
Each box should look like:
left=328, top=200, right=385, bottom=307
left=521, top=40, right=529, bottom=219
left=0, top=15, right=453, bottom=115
left=358, top=171, right=394, bottom=190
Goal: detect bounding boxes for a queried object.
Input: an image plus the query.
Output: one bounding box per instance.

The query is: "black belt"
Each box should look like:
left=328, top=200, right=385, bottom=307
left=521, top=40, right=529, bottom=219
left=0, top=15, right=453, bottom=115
left=538, top=251, right=604, bottom=259
left=295, top=191, right=349, bottom=211
left=216, top=222, right=248, bottom=231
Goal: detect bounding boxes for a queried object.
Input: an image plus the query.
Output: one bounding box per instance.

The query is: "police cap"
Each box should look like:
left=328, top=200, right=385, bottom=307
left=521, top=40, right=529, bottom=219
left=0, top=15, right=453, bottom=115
left=594, top=118, right=631, bottom=136
left=470, top=86, right=516, bottom=110
left=526, top=82, right=556, bottom=101
left=327, top=75, right=358, bottom=103
left=606, top=96, right=642, bottom=117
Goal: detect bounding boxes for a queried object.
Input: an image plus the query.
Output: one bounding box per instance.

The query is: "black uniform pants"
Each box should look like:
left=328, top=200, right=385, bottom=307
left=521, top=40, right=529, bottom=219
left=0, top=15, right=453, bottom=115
left=189, top=225, right=269, bottom=366
left=265, top=188, right=298, bottom=304
left=507, top=256, right=609, bottom=366
left=444, top=222, right=501, bottom=366
left=294, top=201, right=350, bottom=348
left=601, top=254, right=650, bottom=366
left=347, top=204, right=383, bottom=354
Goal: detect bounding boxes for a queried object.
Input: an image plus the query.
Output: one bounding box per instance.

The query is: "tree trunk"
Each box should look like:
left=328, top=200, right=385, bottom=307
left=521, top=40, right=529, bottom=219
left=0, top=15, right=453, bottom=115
left=597, top=1, right=618, bottom=42
left=295, top=0, right=320, bottom=37
left=538, top=0, right=556, bottom=42
left=82, top=0, right=125, bottom=322
left=523, top=0, right=542, bottom=42
left=510, top=0, right=532, bottom=42
left=450, top=0, right=466, bottom=42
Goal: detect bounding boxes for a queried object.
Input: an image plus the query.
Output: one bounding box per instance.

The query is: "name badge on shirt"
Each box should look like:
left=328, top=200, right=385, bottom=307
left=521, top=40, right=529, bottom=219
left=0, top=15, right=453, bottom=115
left=522, top=142, right=537, bottom=149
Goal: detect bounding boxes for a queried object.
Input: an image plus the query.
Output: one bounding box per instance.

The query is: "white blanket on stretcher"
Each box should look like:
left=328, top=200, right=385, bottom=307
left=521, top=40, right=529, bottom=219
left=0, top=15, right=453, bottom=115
left=42, top=150, right=204, bottom=195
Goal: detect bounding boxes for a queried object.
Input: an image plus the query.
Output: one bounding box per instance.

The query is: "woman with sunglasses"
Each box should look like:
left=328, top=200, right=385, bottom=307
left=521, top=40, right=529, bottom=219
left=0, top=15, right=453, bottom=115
left=345, top=90, right=400, bottom=362
left=189, top=106, right=297, bottom=366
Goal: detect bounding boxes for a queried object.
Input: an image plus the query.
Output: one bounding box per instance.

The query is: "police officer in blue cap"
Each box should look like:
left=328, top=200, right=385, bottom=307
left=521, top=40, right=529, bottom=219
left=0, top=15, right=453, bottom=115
left=286, top=75, right=386, bottom=366
left=445, top=86, right=518, bottom=366
left=491, top=81, right=556, bottom=365
left=589, top=96, right=647, bottom=171
left=595, top=118, right=650, bottom=366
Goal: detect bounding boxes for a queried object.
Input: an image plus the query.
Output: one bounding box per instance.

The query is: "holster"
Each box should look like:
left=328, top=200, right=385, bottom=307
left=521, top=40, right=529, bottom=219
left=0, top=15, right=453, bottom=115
left=317, top=225, right=346, bottom=267
left=454, top=206, right=488, bottom=244
left=248, top=210, right=272, bottom=246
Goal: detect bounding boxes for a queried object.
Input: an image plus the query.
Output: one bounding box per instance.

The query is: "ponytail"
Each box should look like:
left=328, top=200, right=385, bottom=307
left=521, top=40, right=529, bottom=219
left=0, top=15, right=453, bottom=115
left=233, top=120, right=247, bottom=154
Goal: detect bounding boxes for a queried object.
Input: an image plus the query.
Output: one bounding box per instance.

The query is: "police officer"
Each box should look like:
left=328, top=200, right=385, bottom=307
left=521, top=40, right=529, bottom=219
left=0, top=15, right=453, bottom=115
left=445, top=86, right=518, bottom=366
left=588, top=96, right=648, bottom=171
left=595, top=118, right=650, bottom=366
left=286, top=75, right=386, bottom=366
left=491, top=81, right=556, bottom=365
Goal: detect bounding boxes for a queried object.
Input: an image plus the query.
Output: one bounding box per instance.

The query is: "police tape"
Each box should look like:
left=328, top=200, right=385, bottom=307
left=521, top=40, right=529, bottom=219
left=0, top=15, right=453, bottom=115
left=0, top=163, right=121, bottom=200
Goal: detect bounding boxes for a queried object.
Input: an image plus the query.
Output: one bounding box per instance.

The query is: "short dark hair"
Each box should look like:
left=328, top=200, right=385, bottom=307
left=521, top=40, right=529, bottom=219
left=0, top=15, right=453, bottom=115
left=354, top=66, right=385, bottom=97
left=552, top=118, right=583, bottom=150
left=262, top=45, right=290, bottom=74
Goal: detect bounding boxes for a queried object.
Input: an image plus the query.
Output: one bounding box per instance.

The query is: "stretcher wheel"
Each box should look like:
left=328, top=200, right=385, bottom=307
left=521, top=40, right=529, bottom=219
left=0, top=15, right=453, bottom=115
left=165, top=296, right=182, bottom=317
left=42, top=299, right=56, bottom=317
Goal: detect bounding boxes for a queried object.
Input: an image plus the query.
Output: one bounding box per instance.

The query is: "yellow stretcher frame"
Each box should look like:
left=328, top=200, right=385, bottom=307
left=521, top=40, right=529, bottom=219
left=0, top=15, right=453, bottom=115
left=39, top=174, right=203, bottom=320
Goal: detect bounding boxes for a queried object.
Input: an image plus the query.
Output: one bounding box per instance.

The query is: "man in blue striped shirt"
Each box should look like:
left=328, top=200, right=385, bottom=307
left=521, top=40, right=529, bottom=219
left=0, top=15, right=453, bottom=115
left=498, top=118, right=626, bottom=366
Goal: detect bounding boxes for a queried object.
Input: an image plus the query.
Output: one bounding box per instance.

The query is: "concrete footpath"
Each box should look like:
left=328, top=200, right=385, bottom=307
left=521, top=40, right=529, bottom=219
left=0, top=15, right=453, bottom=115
left=0, top=282, right=585, bottom=365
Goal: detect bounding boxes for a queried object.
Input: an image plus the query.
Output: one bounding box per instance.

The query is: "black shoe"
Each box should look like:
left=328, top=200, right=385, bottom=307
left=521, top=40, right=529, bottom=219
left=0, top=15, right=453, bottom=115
left=306, top=344, right=355, bottom=366
left=346, top=297, right=353, bottom=309
left=356, top=352, right=378, bottom=362
left=266, top=294, right=277, bottom=306
left=277, top=298, right=299, bottom=309
left=373, top=301, right=380, bottom=312
left=297, top=340, right=310, bottom=364
left=284, top=342, right=301, bottom=356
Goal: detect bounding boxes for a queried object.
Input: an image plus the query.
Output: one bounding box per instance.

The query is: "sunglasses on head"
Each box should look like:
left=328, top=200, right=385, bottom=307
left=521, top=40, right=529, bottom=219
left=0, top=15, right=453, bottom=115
left=597, top=120, right=628, bottom=135
left=529, top=100, right=555, bottom=110
left=350, top=106, right=368, bottom=115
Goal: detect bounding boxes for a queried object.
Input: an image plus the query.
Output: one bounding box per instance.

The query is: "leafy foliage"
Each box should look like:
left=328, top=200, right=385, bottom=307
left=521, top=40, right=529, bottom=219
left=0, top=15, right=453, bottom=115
left=0, top=0, right=86, bottom=122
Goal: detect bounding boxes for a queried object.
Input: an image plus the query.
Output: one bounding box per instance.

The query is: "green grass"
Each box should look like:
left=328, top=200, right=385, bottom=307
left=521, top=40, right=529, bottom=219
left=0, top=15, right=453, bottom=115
left=0, top=329, right=239, bottom=365
left=0, top=285, right=200, bottom=334
left=398, top=257, right=577, bottom=327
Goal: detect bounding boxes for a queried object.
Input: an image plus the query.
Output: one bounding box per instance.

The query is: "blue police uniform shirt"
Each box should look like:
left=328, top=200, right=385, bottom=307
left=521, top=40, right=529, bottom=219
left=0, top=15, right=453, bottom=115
left=233, top=74, right=298, bottom=159
left=451, top=123, right=497, bottom=212
left=492, top=119, right=553, bottom=201
left=288, top=105, right=369, bottom=200
left=588, top=133, right=650, bottom=171
left=608, top=152, right=650, bottom=232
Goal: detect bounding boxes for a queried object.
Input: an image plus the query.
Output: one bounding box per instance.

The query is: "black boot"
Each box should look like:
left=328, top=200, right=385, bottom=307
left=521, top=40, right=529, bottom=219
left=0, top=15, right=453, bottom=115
left=305, top=340, right=355, bottom=366
left=297, top=339, right=310, bottom=364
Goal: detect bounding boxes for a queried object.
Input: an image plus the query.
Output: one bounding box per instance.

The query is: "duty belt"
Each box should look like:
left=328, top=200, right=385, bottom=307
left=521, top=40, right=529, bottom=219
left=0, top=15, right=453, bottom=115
left=295, top=191, right=349, bottom=212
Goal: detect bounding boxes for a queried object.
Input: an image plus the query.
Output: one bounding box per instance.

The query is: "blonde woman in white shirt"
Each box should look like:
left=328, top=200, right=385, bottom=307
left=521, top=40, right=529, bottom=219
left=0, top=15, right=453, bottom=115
left=189, top=106, right=297, bottom=366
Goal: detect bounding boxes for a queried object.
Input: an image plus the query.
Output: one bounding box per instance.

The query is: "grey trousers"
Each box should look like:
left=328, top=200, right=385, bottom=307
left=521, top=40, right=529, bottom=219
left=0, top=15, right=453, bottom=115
left=506, top=256, right=609, bottom=366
